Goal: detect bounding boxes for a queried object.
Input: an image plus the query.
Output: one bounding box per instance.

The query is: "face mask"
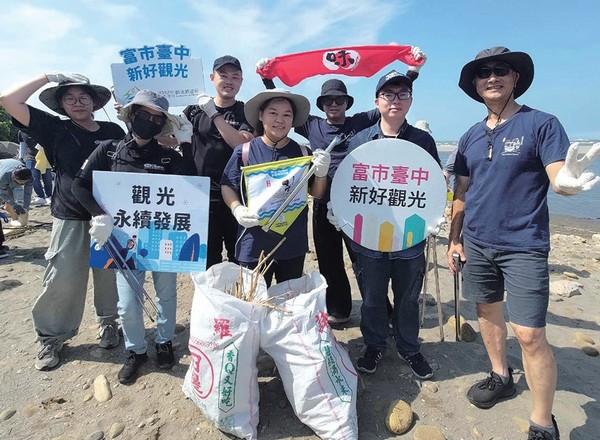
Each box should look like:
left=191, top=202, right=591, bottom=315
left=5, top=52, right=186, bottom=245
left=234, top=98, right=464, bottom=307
left=131, top=118, right=162, bottom=140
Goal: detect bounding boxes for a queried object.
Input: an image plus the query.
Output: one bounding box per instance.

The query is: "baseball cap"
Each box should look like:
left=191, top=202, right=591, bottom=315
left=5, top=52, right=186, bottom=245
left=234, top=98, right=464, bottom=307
left=375, top=70, right=413, bottom=97
left=213, top=55, right=242, bottom=72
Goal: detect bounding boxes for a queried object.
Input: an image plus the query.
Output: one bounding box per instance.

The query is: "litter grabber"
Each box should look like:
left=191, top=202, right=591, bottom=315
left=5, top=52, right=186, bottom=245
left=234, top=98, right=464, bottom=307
left=419, top=235, right=445, bottom=341
left=100, top=234, right=161, bottom=322
left=452, top=252, right=462, bottom=341
left=261, top=134, right=346, bottom=233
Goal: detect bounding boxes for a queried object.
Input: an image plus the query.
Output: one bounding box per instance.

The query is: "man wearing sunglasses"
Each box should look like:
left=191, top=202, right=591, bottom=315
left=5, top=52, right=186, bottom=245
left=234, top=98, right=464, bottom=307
left=446, top=47, right=596, bottom=440
left=257, top=47, right=426, bottom=326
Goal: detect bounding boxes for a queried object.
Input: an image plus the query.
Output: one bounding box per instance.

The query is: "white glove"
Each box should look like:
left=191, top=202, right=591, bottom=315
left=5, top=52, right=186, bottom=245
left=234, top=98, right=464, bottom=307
left=171, top=114, right=193, bottom=144
left=197, top=93, right=218, bottom=119
left=312, top=150, right=331, bottom=178
left=233, top=205, right=259, bottom=228
left=89, top=214, right=113, bottom=247
left=326, top=201, right=341, bottom=231
left=555, top=142, right=600, bottom=195
left=426, top=217, right=446, bottom=237
left=256, top=58, right=271, bottom=70
left=408, top=46, right=427, bottom=73
left=46, top=72, right=89, bottom=84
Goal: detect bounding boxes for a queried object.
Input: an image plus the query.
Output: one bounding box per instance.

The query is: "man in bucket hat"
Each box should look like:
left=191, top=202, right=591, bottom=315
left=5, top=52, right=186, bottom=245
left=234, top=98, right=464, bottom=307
left=256, top=47, right=427, bottom=325
left=73, top=89, right=192, bottom=384
left=447, top=47, right=600, bottom=440
left=0, top=72, right=125, bottom=371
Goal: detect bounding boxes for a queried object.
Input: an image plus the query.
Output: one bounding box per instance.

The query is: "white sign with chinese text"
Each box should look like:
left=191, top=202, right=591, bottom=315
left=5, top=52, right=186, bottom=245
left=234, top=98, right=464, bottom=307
left=111, top=43, right=204, bottom=106
left=330, top=139, right=446, bottom=252
left=90, top=171, right=210, bottom=273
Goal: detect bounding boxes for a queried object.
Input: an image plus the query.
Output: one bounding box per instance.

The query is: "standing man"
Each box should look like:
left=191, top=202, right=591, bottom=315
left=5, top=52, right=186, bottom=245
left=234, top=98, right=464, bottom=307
left=257, top=47, right=426, bottom=324
left=182, top=56, right=253, bottom=268
left=447, top=47, right=599, bottom=440
left=345, top=71, right=440, bottom=378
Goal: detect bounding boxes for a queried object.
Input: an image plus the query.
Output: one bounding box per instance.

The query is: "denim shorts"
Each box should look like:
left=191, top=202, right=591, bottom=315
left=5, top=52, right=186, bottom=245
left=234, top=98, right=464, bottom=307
left=462, top=237, right=549, bottom=328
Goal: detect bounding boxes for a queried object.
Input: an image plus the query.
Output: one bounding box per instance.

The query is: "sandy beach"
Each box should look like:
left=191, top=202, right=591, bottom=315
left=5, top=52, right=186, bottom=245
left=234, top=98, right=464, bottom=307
left=0, top=204, right=599, bottom=440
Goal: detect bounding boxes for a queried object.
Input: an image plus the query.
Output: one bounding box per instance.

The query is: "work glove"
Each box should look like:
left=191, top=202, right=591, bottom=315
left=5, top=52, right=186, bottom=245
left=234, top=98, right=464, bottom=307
left=197, top=94, right=218, bottom=119
left=45, top=72, right=89, bottom=84
left=256, top=58, right=271, bottom=71
left=89, top=214, right=113, bottom=247
left=0, top=211, right=9, bottom=222
left=326, top=201, right=341, bottom=231
left=14, top=205, right=27, bottom=216
left=171, top=114, right=193, bottom=144
left=232, top=205, right=259, bottom=228
left=555, top=142, right=600, bottom=195
left=408, top=46, right=427, bottom=73
left=312, top=150, right=331, bottom=178
left=426, top=217, right=446, bottom=237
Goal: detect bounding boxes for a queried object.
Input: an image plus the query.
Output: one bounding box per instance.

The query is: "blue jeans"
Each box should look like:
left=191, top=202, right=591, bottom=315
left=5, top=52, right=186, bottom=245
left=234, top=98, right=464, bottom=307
left=355, top=252, right=425, bottom=355
left=25, top=159, right=52, bottom=199
left=116, top=270, right=177, bottom=354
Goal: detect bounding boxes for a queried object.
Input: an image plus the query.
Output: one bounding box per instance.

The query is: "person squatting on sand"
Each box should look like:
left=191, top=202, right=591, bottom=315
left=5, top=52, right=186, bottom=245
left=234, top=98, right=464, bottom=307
left=448, top=46, right=600, bottom=440
left=72, top=89, right=193, bottom=384
left=220, top=89, right=331, bottom=287
left=0, top=72, right=125, bottom=371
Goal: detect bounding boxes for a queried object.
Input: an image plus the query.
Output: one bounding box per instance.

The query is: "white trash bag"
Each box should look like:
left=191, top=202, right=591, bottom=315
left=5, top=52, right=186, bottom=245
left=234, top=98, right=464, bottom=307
left=261, top=272, right=359, bottom=440
left=182, top=262, right=268, bottom=440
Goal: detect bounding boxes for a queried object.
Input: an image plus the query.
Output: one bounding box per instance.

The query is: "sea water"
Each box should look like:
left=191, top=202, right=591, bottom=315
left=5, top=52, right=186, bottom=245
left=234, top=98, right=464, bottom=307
left=438, top=141, right=600, bottom=220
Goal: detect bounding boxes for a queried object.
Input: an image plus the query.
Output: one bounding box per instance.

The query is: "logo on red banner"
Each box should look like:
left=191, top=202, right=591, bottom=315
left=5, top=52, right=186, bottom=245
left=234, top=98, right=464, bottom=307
left=322, top=49, right=360, bottom=72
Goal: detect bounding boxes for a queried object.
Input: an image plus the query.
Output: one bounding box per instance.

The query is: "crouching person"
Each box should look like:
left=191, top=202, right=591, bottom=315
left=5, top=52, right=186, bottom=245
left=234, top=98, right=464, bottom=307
left=73, top=90, right=192, bottom=384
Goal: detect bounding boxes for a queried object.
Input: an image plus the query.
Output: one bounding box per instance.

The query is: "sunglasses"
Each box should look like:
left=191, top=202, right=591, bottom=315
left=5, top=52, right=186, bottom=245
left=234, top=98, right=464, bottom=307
left=321, top=96, right=347, bottom=106
left=475, top=64, right=512, bottom=79
left=134, top=109, right=166, bottom=125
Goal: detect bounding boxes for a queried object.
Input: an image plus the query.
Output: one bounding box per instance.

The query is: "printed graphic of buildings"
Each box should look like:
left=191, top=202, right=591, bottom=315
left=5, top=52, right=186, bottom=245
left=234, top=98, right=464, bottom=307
left=159, top=239, right=174, bottom=260
left=352, top=213, right=426, bottom=251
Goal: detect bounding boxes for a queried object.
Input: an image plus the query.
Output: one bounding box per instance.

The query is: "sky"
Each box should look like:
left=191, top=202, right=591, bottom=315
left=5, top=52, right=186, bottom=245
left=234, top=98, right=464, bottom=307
left=1, top=0, right=599, bottom=141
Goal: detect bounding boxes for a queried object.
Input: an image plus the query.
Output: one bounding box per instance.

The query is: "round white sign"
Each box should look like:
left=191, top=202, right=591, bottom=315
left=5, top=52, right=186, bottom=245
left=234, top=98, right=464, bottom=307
left=330, top=138, right=446, bottom=251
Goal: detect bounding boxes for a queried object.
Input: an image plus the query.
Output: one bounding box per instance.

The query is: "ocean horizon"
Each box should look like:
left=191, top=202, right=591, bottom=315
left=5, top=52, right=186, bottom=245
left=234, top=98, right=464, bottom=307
left=437, top=139, right=600, bottom=220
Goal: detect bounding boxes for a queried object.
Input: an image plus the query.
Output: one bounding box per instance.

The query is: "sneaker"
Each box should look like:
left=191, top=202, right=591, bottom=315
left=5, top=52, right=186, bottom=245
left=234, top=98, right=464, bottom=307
left=398, top=352, right=433, bottom=380
left=98, top=322, right=120, bottom=349
left=45, top=197, right=52, bottom=205
left=0, top=249, right=8, bottom=259
left=34, top=338, right=63, bottom=371
left=30, top=197, right=46, bottom=206
left=356, top=346, right=383, bottom=374
left=156, top=341, right=175, bottom=369
left=118, top=351, right=147, bottom=384
left=528, top=415, right=560, bottom=440
left=467, top=368, right=515, bottom=409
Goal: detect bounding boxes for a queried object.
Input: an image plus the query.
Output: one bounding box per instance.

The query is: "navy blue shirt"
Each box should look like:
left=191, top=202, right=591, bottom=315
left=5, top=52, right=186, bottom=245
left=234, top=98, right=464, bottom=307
left=221, top=137, right=313, bottom=263
left=347, top=122, right=441, bottom=259
left=454, top=105, right=569, bottom=252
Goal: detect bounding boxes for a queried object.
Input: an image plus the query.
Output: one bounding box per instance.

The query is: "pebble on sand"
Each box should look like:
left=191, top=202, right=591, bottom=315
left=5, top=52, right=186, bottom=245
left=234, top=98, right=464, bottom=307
left=447, top=315, right=477, bottom=342
left=573, top=331, right=595, bottom=345
left=550, top=280, right=582, bottom=298
left=108, top=421, right=125, bottom=438
left=93, top=375, right=113, bottom=402
left=0, top=409, right=17, bottom=421
left=385, top=399, right=413, bottom=435
left=582, top=345, right=599, bottom=357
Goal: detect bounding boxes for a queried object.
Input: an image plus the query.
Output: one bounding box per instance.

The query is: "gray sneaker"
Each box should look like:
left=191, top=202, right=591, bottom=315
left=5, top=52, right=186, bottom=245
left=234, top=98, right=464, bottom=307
left=35, top=338, right=63, bottom=371
left=98, top=322, right=120, bottom=349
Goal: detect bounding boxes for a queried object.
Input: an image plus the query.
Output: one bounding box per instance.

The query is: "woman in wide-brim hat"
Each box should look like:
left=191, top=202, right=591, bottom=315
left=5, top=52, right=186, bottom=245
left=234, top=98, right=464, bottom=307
left=220, top=88, right=331, bottom=287
left=0, top=72, right=125, bottom=372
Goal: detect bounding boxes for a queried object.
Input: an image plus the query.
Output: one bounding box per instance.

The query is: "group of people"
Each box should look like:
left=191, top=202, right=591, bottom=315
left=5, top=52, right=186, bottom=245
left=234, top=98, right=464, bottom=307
left=0, top=44, right=596, bottom=440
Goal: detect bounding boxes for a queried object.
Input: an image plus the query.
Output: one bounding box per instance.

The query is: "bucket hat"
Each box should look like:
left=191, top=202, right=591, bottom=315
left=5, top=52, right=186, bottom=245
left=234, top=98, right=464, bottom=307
left=244, top=89, right=310, bottom=129
left=39, top=79, right=111, bottom=116
left=459, top=46, right=534, bottom=102
left=119, top=89, right=178, bottom=136
left=316, top=79, right=354, bottom=111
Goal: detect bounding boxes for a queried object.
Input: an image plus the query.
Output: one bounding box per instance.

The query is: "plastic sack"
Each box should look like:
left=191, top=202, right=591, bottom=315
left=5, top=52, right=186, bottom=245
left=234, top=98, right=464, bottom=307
left=261, top=272, right=359, bottom=440
left=182, top=262, right=268, bottom=440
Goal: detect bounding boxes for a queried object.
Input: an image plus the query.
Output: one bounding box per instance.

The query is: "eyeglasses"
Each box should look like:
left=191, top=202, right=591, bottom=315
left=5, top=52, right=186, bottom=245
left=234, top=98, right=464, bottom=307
left=378, top=91, right=412, bottom=102
left=134, top=109, right=166, bottom=125
left=321, top=96, right=347, bottom=106
left=475, top=64, right=512, bottom=79
left=62, top=95, right=93, bottom=106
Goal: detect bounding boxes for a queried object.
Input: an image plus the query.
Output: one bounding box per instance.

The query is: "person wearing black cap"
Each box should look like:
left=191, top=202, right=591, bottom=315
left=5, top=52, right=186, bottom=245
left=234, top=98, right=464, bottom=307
left=0, top=72, right=125, bottom=371
left=181, top=55, right=254, bottom=269
left=446, top=47, right=599, bottom=440
left=340, top=70, right=440, bottom=379
left=256, top=47, right=426, bottom=325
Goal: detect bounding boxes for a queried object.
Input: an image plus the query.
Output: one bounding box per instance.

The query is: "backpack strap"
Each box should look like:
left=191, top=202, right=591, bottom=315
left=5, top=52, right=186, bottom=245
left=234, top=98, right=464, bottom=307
left=241, top=141, right=251, bottom=166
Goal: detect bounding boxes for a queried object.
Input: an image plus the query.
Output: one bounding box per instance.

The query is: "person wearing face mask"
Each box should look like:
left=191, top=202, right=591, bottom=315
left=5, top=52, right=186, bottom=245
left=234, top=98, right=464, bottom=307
left=0, top=72, right=125, bottom=371
left=72, top=89, right=192, bottom=384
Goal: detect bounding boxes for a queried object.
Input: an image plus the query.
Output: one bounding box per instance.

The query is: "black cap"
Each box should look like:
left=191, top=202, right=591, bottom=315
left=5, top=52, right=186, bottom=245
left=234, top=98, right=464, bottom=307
left=375, top=70, right=413, bottom=97
left=213, top=55, right=242, bottom=72
left=316, top=79, right=354, bottom=111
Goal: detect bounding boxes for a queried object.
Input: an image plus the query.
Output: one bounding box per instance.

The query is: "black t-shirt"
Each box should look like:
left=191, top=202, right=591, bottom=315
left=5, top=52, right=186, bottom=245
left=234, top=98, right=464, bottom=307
left=182, top=101, right=252, bottom=191
left=18, top=130, right=39, bottom=159
left=14, top=106, right=125, bottom=220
